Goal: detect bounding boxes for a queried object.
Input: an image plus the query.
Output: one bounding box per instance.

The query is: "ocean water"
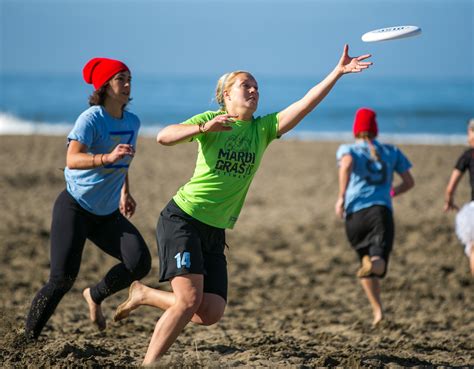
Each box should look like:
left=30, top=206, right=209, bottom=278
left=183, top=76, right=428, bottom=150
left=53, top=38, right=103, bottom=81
left=1, top=73, right=473, bottom=144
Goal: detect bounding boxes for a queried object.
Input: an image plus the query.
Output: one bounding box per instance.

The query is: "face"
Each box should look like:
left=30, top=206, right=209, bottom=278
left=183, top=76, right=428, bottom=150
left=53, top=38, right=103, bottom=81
left=225, top=73, right=259, bottom=113
left=106, top=71, right=131, bottom=105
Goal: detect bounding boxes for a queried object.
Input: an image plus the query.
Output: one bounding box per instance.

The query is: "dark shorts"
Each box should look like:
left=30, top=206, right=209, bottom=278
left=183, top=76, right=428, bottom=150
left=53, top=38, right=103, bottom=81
left=345, top=205, right=394, bottom=278
left=156, top=199, right=228, bottom=301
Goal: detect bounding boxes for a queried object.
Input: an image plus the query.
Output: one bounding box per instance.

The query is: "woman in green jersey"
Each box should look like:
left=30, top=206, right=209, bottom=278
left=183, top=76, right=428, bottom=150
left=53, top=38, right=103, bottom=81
left=114, top=44, right=372, bottom=365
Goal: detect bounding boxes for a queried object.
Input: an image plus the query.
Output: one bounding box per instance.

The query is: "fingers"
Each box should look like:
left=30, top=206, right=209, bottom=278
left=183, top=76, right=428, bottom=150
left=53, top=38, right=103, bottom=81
left=113, top=144, right=135, bottom=160
left=119, top=144, right=135, bottom=155
left=356, top=54, right=372, bottom=61
left=346, top=59, right=373, bottom=73
left=342, top=44, right=349, bottom=57
left=208, top=114, right=238, bottom=132
left=121, top=200, right=135, bottom=218
left=217, top=114, right=238, bottom=123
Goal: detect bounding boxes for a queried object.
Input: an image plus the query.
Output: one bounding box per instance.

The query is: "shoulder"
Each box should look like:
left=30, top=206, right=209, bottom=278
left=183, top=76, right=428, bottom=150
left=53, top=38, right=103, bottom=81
left=253, top=112, right=278, bottom=123
left=73, top=106, right=104, bottom=130
left=336, top=143, right=354, bottom=158
left=462, top=148, right=474, bottom=157
left=77, top=105, right=103, bottom=121
left=376, top=141, right=402, bottom=155
left=458, top=148, right=474, bottom=162
left=253, top=112, right=279, bottom=134
left=123, top=110, right=140, bottom=125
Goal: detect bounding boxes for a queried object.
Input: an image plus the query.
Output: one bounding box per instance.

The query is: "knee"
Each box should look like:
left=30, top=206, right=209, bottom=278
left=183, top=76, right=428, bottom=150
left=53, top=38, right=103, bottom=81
left=196, top=296, right=226, bottom=326
left=199, top=305, right=225, bottom=326
left=176, top=290, right=203, bottom=316
left=48, top=276, right=75, bottom=294
left=129, top=249, right=152, bottom=280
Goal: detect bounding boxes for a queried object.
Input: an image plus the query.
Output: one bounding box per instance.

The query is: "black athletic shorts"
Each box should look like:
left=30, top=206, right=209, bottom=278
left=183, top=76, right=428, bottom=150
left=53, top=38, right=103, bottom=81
left=345, top=205, right=394, bottom=278
left=156, top=199, right=228, bottom=301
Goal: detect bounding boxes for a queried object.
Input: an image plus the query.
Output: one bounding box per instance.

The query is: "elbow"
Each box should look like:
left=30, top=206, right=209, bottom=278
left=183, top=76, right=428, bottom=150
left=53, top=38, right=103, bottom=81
left=156, top=132, right=170, bottom=146
left=406, top=177, right=415, bottom=190
left=156, top=135, right=175, bottom=146
left=156, top=130, right=177, bottom=146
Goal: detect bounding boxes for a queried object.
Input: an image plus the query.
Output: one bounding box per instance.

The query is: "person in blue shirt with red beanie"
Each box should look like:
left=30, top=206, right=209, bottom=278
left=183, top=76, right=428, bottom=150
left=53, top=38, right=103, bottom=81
left=24, top=58, right=151, bottom=340
left=335, top=108, right=414, bottom=326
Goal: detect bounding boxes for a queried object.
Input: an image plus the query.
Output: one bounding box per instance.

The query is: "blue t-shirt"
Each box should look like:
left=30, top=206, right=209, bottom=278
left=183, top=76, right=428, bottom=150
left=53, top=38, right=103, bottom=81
left=336, top=140, right=412, bottom=215
left=64, top=105, right=140, bottom=215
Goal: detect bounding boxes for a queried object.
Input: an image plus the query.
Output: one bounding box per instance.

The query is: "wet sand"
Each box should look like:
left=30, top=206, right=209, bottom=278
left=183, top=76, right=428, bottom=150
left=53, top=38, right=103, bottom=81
left=0, top=135, right=472, bottom=367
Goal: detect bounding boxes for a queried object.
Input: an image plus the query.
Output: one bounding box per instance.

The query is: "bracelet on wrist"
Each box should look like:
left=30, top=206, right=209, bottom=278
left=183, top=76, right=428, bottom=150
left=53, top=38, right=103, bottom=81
left=100, top=154, right=105, bottom=166
left=198, top=123, right=206, bottom=133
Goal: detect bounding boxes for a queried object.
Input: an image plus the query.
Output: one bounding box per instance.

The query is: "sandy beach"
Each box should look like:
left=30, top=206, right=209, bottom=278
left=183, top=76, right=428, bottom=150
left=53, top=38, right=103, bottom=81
left=0, top=135, right=472, bottom=367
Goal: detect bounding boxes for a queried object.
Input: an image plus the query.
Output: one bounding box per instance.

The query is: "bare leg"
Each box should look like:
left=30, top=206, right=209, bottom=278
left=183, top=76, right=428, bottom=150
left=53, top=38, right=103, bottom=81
left=114, top=280, right=226, bottom=325
left=114, top=281, right=173, bottom=321
left=83, top=288, right=106, bottom=331
left=360, top=277, right=383, bottom=326
left=142, top=274, right=203, bottom=366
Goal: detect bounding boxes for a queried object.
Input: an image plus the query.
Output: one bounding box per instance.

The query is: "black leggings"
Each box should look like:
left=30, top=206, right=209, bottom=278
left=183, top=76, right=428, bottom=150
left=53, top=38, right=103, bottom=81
left=25, top=190, right=151, bottom=339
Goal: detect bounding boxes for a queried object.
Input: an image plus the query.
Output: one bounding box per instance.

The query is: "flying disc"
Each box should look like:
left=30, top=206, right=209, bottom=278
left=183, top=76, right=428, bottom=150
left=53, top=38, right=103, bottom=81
left=361, top=25, right=421, bottom=42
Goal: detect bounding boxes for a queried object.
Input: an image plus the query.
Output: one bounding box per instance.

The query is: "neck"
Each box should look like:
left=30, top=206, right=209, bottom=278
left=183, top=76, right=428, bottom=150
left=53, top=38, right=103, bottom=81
left=226, top=107, right=254, bottom=121
left=103, top=100, right=123, bottom=119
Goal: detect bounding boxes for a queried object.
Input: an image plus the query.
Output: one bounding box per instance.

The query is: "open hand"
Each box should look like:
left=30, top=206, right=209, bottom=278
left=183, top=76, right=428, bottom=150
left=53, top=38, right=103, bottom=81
left=201, top=114, right=238, bottom=133
left=338, top=44, right=372, bottom=74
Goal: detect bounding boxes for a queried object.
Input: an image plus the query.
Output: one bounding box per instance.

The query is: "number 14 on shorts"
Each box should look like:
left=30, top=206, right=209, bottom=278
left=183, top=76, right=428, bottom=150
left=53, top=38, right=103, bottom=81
left=174, top=252, right=191, bottom=269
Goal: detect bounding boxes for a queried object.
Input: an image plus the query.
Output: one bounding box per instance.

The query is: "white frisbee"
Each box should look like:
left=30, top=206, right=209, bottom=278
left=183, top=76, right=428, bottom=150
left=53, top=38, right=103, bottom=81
left=361, top=25, right=421, bottom=42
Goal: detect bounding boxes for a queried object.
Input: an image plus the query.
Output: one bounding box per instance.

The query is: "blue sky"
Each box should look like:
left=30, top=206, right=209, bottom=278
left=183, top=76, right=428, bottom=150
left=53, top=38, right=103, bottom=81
left=1, top=0, right=473, bottom=78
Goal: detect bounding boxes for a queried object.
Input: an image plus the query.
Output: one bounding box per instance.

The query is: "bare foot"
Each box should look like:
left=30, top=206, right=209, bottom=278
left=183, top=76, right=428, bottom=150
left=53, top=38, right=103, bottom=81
left=83, top=288, right=106, bottom=331
left=372, top=310, right=384, bottom=327
left=114, top=280, right=142, bottom=322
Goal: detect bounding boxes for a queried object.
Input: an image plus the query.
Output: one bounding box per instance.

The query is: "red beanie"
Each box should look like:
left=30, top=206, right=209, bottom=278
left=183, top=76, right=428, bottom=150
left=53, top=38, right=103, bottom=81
left=82, top=58, right=130, bottom=90
left=353, top=108, right=378, bottom=137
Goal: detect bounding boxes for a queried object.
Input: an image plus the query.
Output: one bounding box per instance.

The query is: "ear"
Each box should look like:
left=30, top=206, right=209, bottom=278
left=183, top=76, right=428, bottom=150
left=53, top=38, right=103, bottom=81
left=223, top=89, right=231, bottom=100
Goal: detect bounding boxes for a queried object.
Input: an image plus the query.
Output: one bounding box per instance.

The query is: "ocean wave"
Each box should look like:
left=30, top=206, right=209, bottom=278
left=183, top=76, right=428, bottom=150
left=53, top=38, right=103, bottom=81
left=286, top=131, right=467, bottom=145
left=0, top=112, right=466, bottom=145
left=0, top=112, right=73, bottom=135
left=0, top=113, right=166, bottom=137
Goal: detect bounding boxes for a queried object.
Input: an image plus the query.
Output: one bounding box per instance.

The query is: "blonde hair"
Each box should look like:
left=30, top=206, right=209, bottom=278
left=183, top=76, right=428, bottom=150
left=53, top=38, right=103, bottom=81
left=215, top=70, right=252, bottom=111
left=356, top=131, right=380, bottom=162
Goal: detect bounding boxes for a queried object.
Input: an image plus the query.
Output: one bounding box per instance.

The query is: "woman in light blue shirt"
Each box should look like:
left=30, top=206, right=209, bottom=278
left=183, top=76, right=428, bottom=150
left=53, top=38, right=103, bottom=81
left=25, top=58, right=151, bottom=340
left=335, top=108, right=414, bottom=326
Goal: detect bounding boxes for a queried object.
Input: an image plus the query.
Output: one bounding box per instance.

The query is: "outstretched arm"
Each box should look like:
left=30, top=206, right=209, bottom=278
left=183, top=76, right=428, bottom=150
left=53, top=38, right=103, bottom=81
left=444, top=169, right=463, bottom=212
left=278, top=44, right=372, bottom=136
left=335, top=154, right=353, bottom=219
left=392, top=170, right=415, bottom=198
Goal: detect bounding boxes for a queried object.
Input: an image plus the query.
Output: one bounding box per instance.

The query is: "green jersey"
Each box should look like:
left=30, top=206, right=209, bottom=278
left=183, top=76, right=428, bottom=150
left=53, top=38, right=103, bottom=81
left=173, top=110, right=279, bottom=229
